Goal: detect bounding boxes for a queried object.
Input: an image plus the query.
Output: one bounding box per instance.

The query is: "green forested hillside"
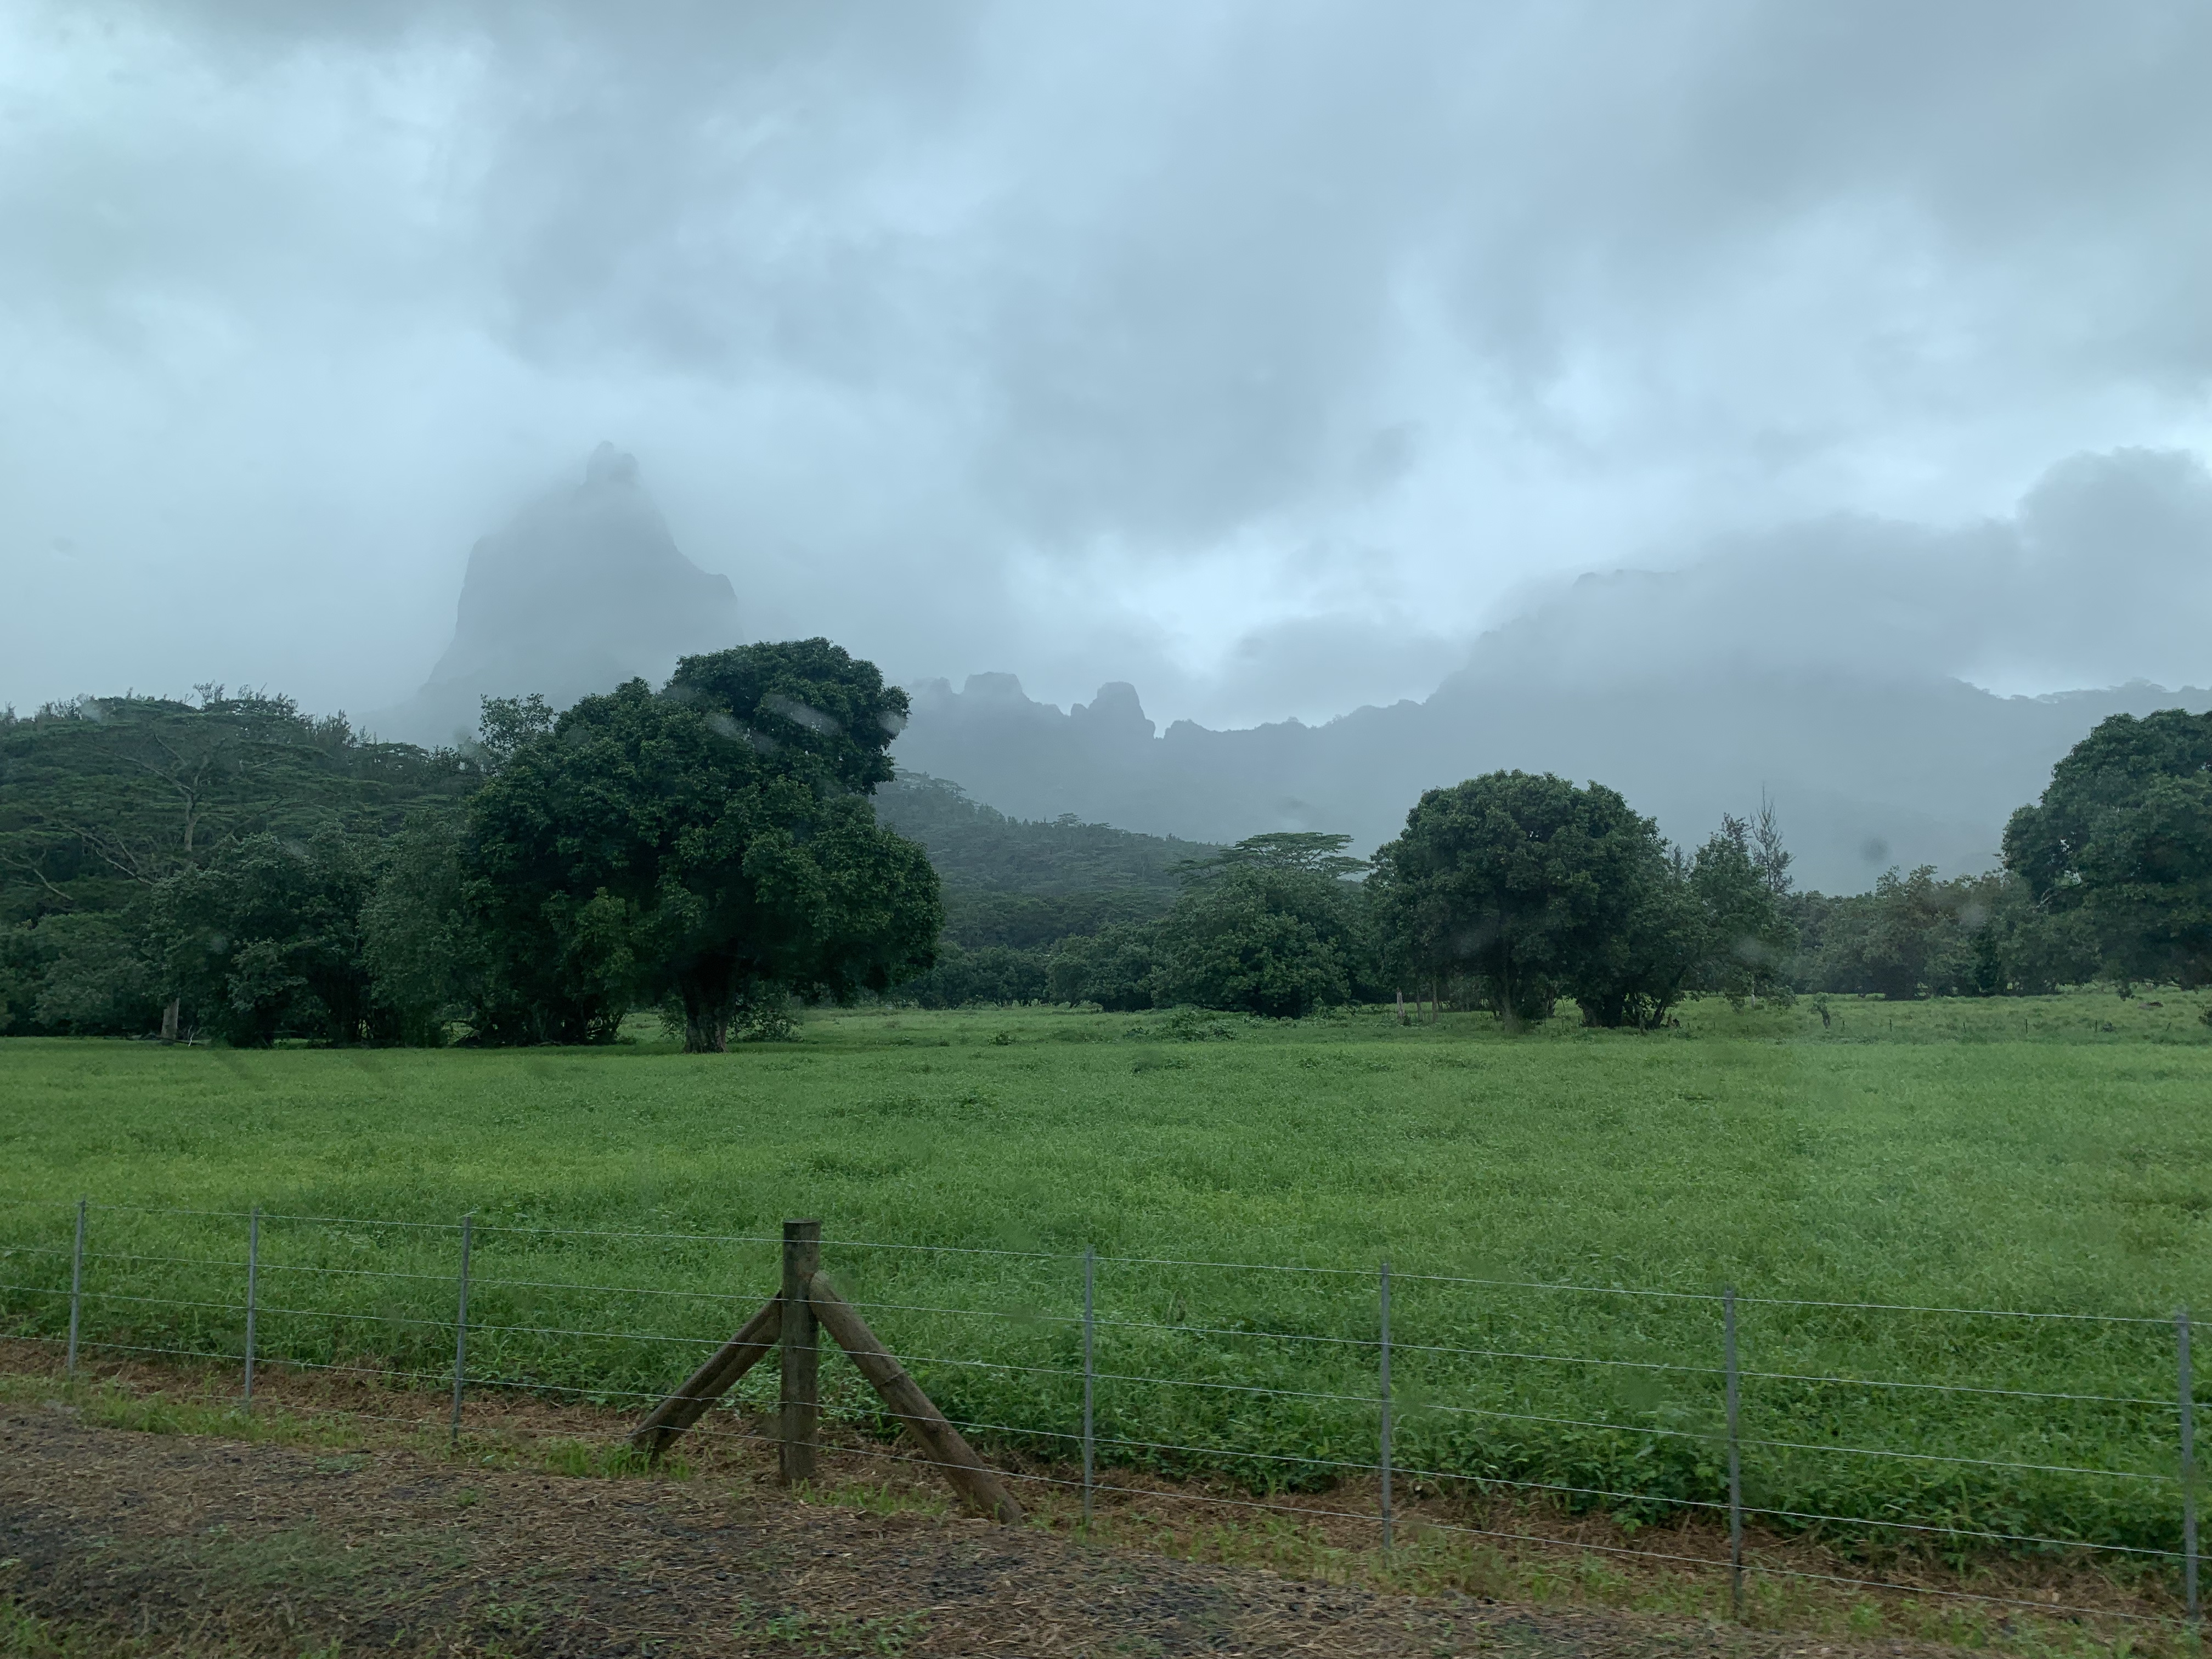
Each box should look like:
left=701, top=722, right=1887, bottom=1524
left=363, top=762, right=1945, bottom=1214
left=870, top=773, right=1218, bottom=1003
left=871, top=772, right=1210, bottom=899
left=0, top=692, right=476, bottom=1036
left=0, top=691, right=475, bottom=926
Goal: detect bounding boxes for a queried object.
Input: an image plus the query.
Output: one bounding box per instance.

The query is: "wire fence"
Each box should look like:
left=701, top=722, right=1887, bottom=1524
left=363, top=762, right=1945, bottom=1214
left=0, top=1196, right=2200, bottom=1630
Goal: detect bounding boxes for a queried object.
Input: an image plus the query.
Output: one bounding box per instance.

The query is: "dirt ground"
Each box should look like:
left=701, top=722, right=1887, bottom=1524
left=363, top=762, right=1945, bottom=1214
left=0, top=1393, right=2025, bottom=1659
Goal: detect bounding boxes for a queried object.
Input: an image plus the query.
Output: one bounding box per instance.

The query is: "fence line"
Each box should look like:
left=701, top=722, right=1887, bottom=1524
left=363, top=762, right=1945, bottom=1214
left=25, top=1258, right=2171, bottom=1407
left=7, top=1286, right=2187, bottom=1479
left=13, top=1249, right=2182, bottom=1411
left=3, top=1306, right=2190, bottom=1566
left=2, top=1195, right=2200, bottom=1630
left=9, top=1199, right=2187, bottom=1323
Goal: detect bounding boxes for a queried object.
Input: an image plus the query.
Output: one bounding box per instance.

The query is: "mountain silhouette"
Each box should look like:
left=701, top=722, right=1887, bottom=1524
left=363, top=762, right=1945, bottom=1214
left=374, top=443, right=742, bottom=745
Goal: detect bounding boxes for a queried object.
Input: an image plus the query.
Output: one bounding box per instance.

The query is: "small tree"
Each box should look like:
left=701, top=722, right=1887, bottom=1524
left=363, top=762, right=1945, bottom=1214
left=360, top=809, right=484, bottom=1045
left=1692, top=817, right=1797, bottom=1006
left=1046, top=922, right=1160, bottom=1011
left=153, top=827, right=380, bottom=1045
left=1142, top=833, right=1369, bottom=1018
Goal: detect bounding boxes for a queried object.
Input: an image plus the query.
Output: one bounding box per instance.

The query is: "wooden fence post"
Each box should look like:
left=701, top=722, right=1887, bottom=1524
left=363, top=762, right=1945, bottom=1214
left=806, top=1271, right=1023, bottom=1522
left=623, top=1222, right=1020, bottom=1522
left=627, top=1296, right=783, bottom=1458
left=780, top=1220, right=821, bottom=1486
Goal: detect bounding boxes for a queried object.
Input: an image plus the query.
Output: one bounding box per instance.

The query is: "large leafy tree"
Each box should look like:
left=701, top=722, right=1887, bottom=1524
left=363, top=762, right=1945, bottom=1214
left=2004, top=709, right=2212, bottom=989
left=466, top=641, right=941, bottom=1051
left=1372, top=771, right=1677, bottom=1026
left=664, top=637, right=907, bottom=793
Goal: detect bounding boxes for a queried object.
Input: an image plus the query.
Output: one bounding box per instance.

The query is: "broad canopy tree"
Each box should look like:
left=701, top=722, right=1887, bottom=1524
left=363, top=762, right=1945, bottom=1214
left=465, top=640, right=941, bottom=1051
left=2004, top=708, right=2212, bottom=990
left=1372, top=772, right=1675, bottom=1025
left=1371, top=771, right=1793, bottom=1029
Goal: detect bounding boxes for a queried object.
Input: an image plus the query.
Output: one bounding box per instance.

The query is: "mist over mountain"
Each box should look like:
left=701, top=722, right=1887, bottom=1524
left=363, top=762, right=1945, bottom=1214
left=346, top=430, right=2209, bottom=894
left=893, top=448, right=2212, bottom=892
left=372, top=445, right=742, bottom=746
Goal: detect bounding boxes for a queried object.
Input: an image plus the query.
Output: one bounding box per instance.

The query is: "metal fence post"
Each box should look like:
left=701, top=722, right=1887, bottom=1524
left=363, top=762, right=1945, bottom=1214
left=2182, top=1308, right=2200, bottom=1629
left=450, top=1213, right=473, bottom=1444
left=1082, top=1245, right=1096, bottom=1530
left=779, top=1219, right=821, bottom=1486
left=1379, top=1259, right=1393, bottom=1557
left=66, top=1198, right=86, bottom=1379
left=1725, top=1285, right=1743, bottom=1618
left=242, top=1205, right=261, bottom=1413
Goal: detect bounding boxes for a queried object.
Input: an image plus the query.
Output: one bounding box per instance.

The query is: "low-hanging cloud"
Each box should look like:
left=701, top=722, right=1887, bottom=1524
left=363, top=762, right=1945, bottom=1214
left=1471, top=447, right=2212, bottom=699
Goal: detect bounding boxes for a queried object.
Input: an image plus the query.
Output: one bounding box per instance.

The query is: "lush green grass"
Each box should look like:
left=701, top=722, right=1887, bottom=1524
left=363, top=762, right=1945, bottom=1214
left=4, top=991, right=2210, bottom=1578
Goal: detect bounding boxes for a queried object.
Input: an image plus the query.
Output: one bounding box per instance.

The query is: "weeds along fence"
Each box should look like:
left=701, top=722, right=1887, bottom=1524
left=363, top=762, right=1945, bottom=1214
left=0, top=1196, right=2200, bottom=1627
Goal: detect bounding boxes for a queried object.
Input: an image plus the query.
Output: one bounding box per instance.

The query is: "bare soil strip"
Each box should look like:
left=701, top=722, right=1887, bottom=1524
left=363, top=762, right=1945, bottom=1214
left=2, top=1398, right=1988, bottom=1659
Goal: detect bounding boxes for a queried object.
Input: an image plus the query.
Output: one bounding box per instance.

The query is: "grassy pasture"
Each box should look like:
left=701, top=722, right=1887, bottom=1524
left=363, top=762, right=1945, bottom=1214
left=3, top=991, right=2210, bottom=1576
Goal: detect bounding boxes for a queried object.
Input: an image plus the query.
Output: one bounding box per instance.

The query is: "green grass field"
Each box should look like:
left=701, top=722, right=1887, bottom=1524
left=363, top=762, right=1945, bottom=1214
left=4, top=990, right=2210, bottom=1575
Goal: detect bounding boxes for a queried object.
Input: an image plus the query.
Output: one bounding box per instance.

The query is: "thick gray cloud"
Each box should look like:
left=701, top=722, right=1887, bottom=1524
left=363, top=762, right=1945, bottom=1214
left=1477, top=447, right=2212, bottom=697
left=2, top=0, right=2207, bottom=729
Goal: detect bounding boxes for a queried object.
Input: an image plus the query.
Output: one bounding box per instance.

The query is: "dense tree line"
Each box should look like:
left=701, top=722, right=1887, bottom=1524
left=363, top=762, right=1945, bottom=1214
left=1, top=644, right=940, bottom=1050
left=1781, top=709, right=2209, bottom=1000
left=4, top=680, right=2203, bottom=1040
left=952, top=709, right=2210, bottom=1020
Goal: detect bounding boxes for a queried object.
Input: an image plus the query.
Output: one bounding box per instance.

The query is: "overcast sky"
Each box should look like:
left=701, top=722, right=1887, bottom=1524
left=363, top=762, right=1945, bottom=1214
left=4, top=0, right=2208, bottom=730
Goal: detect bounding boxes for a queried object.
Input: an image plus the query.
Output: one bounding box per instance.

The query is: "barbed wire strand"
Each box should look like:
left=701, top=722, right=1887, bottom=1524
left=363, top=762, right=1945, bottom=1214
left=53, top=1251, right=775, bottom=1308
left=468, top=1221, right=780, bottom=1245
left=21, top=1266, right=2165, bottom=1407
left=467, top=1274, right=771, bottom=1304
left=70, top=1290, right=251, bottom=1316
left=648, top=1291, right=2180, bottom=1405
left=9, top=1300, right=2176, bottom=1486
left=253, top=1212, right=460, bottom=1232
left=77, top=1338, right=251, bottom=1366
left=22, top=1269, right=2169, bottom=1408
left=29, top=1201, right=2183, bottom=1323
left=893, top=1302, right=2170, bottom=1406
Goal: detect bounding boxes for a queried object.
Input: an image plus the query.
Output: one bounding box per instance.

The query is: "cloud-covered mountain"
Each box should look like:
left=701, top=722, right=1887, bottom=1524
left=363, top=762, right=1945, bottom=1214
left=372, top=444, right=741, bottom=746
left=891, top=449, right=2212, bottom=891
left=349, top=438, right=2209, bottom=892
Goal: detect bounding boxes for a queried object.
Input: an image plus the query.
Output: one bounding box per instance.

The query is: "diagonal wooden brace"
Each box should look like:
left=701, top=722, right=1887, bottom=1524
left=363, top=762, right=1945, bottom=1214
left=806, top=1271, right=1024, bottom=1524
left=628, top=1295, right=782, bottom=1459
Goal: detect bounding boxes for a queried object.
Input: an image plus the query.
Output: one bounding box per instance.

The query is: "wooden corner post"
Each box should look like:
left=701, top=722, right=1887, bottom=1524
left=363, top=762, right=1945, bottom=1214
left=780, top=1219, right=821, bottom=1485
left=806, top=1271, right=1024, bottom=1523
left=624, top=1217, right=1020, bottom=1523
